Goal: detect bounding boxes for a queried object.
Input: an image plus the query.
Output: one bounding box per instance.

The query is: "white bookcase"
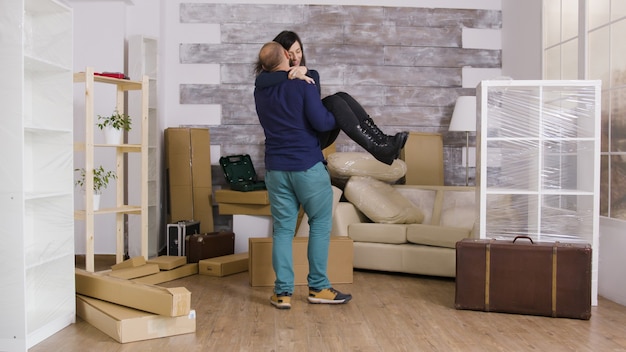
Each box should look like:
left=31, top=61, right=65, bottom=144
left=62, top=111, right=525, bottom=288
left=128, top=35, right=160, bottom=258
left=0, top=0, right=75, bottom=350
left=73, top=67, right=149, bottom=272
left=476, top=80, right=601, bottom=305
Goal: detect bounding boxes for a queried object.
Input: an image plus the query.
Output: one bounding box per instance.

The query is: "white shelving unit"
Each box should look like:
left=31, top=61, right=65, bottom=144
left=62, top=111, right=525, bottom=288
left=74, top=67, right=149, bottom=272
left=128, top=35, right=160, bottom=258
left=0, top=0, right=75, bottom=350
left=476, top=80, right=601, bottom=305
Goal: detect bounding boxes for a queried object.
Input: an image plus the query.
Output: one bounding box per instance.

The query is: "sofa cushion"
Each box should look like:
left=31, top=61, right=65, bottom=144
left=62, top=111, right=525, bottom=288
left=327, top=152, right=407, bottom=183
left=348, top=223, right=407, bottom=244
left=331, top=202, right=368, bottom=237
left=393, top=187, right=437, bottom=225
left=406, top=224, right=471, bottom=249
left=344, top=176, right=424, bottom=224
left=439, top=190, right=476, bottom=228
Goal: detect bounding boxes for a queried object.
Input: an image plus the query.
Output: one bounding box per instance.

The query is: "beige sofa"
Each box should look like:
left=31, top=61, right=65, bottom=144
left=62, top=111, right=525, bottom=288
left=331, top=184, right=476, bottom=278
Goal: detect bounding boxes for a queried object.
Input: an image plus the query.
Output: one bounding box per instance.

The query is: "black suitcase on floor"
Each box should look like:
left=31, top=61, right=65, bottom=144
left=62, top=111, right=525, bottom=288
left=185, top=231, right=235, bottom=263
left=166, top=220, right=200, bottom=256
left=455, top=236, right=592, bottom=320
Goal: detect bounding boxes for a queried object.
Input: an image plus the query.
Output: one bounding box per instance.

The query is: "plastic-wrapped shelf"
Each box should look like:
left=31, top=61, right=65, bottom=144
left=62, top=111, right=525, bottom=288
left=475, top=79, right=601, bottom=306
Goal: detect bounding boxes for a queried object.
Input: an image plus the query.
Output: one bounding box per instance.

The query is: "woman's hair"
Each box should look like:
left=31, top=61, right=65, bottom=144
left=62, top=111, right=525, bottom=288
left=272, top=30, right=307, bottom=66
left=253, top=30, right=306, bottom=76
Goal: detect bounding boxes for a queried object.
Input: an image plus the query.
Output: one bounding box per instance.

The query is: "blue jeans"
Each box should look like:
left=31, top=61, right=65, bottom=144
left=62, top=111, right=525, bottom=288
left=265, top=161, right=333, bottom=294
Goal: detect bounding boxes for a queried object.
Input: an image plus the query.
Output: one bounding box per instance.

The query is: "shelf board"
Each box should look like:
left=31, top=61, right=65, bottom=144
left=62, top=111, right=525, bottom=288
left=74, top=205, right=142, bottom=220
left=73, top=143, right=142, bottom=152
left=484, top=188, right=595, bottom=196
left=73, top=72, right=142, bottom=91
left=25, top=191, right=72, bottom=200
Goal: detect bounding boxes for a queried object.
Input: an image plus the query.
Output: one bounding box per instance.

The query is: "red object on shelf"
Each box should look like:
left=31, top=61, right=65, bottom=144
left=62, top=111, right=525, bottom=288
left=94, top=72, right=129, bottom=80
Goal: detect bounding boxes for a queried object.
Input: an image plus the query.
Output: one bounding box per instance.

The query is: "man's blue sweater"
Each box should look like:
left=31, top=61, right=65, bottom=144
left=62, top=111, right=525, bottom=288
left=254, top=70, right=337, bottom=171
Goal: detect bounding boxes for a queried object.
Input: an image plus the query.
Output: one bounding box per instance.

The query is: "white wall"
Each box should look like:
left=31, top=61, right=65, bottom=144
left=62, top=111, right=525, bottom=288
left=71, top=0, right=128, bottom=255
left=599, top=220, right=626, bottom=306
left=501, top=0, right=542, bottom=79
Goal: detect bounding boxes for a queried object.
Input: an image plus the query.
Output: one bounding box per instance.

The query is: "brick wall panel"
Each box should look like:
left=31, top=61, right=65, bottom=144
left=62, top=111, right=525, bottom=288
left=177, top=3, right=501, bottom=186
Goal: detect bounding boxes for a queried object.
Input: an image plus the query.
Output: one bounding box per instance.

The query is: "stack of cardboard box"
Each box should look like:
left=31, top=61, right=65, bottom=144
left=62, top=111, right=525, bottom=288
left=75, top=256, right=198, bottom=343
left=164, top=128, right=214, bottom=233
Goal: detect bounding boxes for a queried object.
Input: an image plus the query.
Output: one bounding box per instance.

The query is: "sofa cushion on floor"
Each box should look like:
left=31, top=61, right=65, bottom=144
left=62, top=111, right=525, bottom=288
left=344, top=176, right=424, bottom=224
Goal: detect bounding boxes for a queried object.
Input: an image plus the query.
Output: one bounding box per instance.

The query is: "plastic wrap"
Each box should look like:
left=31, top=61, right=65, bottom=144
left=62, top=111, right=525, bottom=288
left=344, top=176, right=424, bottom=224
left=326, top=152, right=407, bottom=184
left=477, top=80, right=600, bottom=245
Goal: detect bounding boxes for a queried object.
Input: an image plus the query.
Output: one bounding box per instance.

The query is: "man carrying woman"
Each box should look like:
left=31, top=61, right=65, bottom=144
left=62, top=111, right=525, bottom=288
left=254, top=41, right=353, bottom=309
left=254, top=30, right=408, bottom=166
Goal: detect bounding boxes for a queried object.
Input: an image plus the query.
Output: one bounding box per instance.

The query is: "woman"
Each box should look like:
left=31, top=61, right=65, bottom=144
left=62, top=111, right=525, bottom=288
left=255, top=31, right=408, bottom=165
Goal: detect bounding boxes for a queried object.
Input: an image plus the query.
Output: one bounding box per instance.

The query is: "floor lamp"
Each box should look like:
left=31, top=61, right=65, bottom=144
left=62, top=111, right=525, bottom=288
left=449, top=96, right=477, bottom=186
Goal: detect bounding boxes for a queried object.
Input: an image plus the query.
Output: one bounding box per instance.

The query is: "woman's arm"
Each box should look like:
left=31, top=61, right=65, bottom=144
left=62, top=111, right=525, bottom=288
left=288, top=66, right=314, bottom=84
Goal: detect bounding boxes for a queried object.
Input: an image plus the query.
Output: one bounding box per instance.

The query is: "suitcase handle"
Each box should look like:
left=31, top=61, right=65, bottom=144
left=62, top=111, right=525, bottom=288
left=512, top=235, right=534, bottom=244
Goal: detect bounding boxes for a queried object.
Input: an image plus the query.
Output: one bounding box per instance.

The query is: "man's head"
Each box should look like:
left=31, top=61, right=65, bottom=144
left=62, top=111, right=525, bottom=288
left=258, top=41, right=289, bottom=73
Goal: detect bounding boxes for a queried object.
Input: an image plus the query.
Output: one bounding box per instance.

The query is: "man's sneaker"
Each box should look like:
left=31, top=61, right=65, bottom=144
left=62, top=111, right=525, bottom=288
left=308, top=287, right=352, bottom=304
left=270, top=292, right=292, bottom=309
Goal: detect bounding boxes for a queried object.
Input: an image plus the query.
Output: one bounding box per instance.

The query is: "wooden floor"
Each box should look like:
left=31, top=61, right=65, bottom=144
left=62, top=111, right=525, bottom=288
left=32, top=256, right=626, bottom=352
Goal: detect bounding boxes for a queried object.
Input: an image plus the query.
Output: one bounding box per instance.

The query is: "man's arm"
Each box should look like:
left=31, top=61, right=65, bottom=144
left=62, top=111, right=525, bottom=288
left=302, top=84, right=337, bottom=132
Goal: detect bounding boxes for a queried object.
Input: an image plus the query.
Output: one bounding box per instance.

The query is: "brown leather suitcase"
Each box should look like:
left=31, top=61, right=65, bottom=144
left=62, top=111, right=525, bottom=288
left=185, top=231, right=235, bottom=263
left=455, top=236, right=591, bottom=320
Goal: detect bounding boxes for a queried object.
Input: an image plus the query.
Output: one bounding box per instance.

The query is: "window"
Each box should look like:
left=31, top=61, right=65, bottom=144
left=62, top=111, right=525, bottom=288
left=544, top=0, right=626, bottom=219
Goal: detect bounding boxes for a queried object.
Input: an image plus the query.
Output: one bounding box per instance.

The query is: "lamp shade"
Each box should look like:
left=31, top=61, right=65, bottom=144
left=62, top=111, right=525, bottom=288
left=449, top=96, right=477, bottom=132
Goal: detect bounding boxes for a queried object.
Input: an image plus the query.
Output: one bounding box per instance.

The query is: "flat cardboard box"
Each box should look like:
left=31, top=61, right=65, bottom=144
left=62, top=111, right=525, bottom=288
left=75, top=269, right=191, bottom=317
left=111, top=256, right=146, bottom=271
left=322, top=142, right=336, bottom=159
left=249, top=236, right=353, bottom=287
left=76, top=295, right=196, bottom=343
left=132, top=263, right=199, bottom=285
left=164, top=128, right=214, bottom=232
left=199, top=252, right=249, bottom=277
left=214, top=189, right=270, bottom=205
left=107, top=264, right=160, bottom=279
left=400, top=132, right=444, bottom=186
left=146, top=256, right=187, bottom=270
left=218, top=202, right=271, bottom=216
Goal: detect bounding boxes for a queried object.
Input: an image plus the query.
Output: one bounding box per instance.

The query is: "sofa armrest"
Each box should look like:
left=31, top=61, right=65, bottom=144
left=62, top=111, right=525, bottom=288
left=331, top=202, right=368, bottom=236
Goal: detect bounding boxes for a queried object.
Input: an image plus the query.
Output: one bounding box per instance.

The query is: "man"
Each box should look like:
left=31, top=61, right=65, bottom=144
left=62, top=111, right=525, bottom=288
left=254, top=42, right=352, bottom=309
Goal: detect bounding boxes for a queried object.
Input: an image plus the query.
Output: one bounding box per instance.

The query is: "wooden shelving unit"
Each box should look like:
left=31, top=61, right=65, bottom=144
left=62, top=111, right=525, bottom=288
left=74, top=67, right=149, bottom=272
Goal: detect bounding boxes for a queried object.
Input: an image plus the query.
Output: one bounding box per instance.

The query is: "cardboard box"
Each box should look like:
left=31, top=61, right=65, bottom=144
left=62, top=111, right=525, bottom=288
left=322, top=142, right=336, bottom=159
left=400, top=132, right=444, bottom=186
left=249, top=236, right=353, bottom=287
left=199, top=252, right=249, bottom=277
left=76, top=295, right=196, bottom=343
left=111, top=256, right=146, bottom=271
left=217, top=202, right=271, bottom=216
left=214, top=189, right=270, bottom=205
left=146, top=256, right=187, bottom=270
left=75, top=269, right=191, bottom=317
left=132, top=263, right=198, bottom=285
left=164, top=128, right=214, bottom=232
left=107, top=264, right=160, bottom=279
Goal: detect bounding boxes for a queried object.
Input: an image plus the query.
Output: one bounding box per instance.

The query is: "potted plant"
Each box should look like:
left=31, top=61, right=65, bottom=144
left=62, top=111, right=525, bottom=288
left=74, top=166, right=117, bottom=210
left=97, top=110, right=132, bottom=144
